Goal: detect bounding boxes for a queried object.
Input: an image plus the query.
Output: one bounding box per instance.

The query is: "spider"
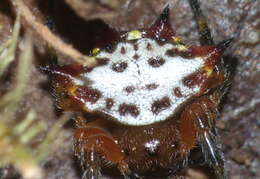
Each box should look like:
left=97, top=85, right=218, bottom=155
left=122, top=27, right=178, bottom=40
left=46, top=0, right=233, bottom=178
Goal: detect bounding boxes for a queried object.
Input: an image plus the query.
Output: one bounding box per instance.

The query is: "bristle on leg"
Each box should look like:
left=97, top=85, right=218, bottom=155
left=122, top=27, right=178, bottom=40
left=198, top=129, right=227, bottom=179
left=81, top=152, right=102, bottom=179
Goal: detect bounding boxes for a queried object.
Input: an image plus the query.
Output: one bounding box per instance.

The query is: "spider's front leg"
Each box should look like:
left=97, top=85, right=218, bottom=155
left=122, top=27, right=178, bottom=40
left=179, top=94, right=226, bottom=179
left=74, top=121, right=133, bottom=179
left=74, top=124, right=142, bottom=179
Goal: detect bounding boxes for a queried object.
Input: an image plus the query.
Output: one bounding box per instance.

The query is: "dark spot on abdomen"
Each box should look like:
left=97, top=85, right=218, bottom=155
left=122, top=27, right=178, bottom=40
left=119, top=103, right=140, bottom=117
left=173, top=87, right=183, bottom=97
left=146, top=83, right=159, bottom=90
left=134, top=44, right=138, bottom=51
left=112, top=62, right=128, bottom=72
left=75, top=87, right=101, bottom=103
left=133, top=54, right=140, bottom=60
left=120, top=47, right=126, bottom=54
left=146, top=43, right=152, bottom=51
left=106, top=98, right=114, bottom=109
left=166, top=49, right=177, bottom=57
left=124, top=86, right=135, bottom=93
left=148, top=57, right=165, bottom=67
left=151, top=97, right=171, bottom=114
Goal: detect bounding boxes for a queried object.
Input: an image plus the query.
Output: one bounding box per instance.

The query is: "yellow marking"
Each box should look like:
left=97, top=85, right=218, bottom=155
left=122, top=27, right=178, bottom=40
left=198, top=18, right=206, bottom=32
left=176, top=44, right=188, bottom=51
left=172, top=36, right=182, bottom=43
left=68, top=85, right=78, bottom=96
left=203, top=66, right=213, bottom=76
left=127, top=30, right=142, bottom=40
left=92, top=48, right=100, bottom=56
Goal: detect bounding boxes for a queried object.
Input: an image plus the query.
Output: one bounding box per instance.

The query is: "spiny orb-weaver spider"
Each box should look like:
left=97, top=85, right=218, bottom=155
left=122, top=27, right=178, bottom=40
left=46, top=0, right=233, bottom=178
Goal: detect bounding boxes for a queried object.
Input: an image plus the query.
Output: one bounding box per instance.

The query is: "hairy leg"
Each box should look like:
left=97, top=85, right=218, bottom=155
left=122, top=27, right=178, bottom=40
left=74, top=124, right=134, bottom=178
left=179, top=94, right=227, bottom=179
left=187, top=0, right=214, bottom=45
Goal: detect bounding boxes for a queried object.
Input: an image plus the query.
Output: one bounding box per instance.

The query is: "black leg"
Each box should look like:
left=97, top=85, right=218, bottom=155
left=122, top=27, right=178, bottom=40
left=187, top=0, right=215, bottom=45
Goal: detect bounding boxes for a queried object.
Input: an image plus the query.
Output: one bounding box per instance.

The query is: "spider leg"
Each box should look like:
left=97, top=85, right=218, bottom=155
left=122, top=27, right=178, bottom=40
left=187, top=0, right=214, bottom=45
left=179, top=95, right=227, bottom=179
left=81, top=152, right=101, bottom=179
left=74, top=125, right=132, bottom=178
left=198, top=126, right=227, bottom=179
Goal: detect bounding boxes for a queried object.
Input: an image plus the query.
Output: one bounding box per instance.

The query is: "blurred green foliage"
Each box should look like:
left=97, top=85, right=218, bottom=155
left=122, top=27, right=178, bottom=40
left=0, top=16, right=71, bottom=179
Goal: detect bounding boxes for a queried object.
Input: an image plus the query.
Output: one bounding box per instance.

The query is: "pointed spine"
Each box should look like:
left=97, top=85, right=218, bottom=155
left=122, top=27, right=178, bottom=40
left=144, top=5, right=176, bottom=40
